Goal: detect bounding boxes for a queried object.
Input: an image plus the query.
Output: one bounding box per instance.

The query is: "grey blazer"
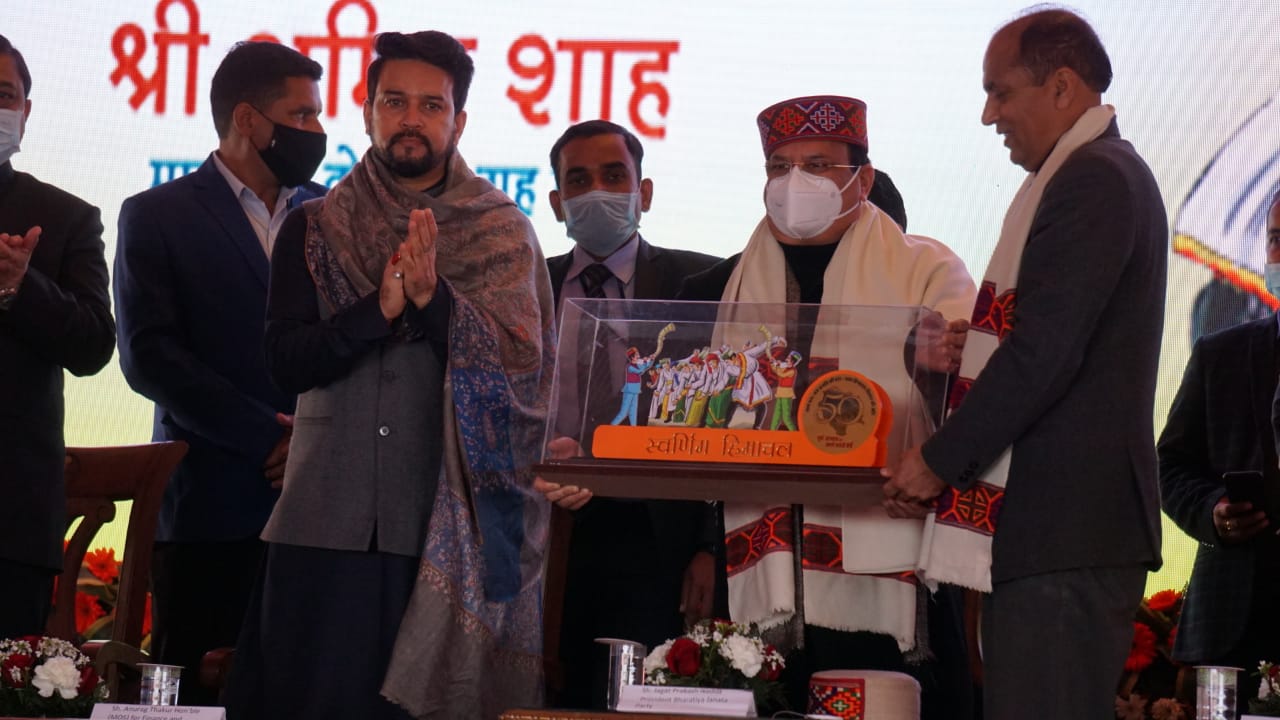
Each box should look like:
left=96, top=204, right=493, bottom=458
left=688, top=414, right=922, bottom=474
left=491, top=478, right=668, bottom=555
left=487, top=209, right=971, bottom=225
left=922, top=121, right=1167, bottom=582
left=260, top=209, right=448, bottom=558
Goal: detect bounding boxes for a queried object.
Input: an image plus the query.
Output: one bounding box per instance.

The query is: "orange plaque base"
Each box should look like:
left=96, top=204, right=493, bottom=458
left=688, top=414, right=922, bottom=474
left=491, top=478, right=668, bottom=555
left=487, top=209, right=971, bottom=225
left=591, top=425, right=884, bottom=467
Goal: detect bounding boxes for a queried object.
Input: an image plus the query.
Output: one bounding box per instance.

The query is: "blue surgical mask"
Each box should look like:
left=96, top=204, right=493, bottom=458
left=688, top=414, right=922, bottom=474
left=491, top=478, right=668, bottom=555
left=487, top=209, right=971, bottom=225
left=563, top=190, right=641, bottom=259
left=1266, top=262, right=1280, bottom=297
left=0, top=108, right=23, bottom=167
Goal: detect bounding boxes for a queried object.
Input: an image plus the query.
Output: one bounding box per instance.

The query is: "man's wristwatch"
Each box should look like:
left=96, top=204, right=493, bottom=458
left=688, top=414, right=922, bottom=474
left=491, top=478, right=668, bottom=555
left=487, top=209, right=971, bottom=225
left=0, top=285, right=18, bottom=310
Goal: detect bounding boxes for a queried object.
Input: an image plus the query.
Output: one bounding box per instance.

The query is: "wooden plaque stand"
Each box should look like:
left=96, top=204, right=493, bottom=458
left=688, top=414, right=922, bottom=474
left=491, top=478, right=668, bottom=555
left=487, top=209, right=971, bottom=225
left=533, top=458, right=885, bottom=507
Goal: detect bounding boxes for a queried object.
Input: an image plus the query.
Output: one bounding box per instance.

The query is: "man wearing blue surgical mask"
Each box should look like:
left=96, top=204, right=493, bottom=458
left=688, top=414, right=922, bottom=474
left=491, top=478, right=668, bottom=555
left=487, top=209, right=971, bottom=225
left=538, top=119, right=723, bottom=710
left=113, top=41, right=327, bottom=705
left=0, top=33, right=115, bottom=641
left=1159, top=190, right=1280, bottom=714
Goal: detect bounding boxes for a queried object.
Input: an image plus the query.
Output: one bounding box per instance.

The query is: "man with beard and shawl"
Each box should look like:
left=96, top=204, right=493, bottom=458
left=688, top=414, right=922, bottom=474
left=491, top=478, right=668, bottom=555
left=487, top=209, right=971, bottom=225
left=678, top=95, right=976, bottom=718
left=226, top=31, right=555, bottom=720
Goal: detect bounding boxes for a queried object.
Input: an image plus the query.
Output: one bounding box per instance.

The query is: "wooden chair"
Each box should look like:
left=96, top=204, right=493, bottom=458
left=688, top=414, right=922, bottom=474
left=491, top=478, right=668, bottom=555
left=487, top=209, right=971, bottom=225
left=47, top=441, right=188, bottom=702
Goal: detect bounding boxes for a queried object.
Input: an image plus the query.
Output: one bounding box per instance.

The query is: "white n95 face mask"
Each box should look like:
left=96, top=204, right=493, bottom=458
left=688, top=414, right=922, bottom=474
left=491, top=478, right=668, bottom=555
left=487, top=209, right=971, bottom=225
left=0, top=108, right=23, bottom=167
left=764, top=165, right=861, bottom=240
left=563, top=189, right=641, bottom=258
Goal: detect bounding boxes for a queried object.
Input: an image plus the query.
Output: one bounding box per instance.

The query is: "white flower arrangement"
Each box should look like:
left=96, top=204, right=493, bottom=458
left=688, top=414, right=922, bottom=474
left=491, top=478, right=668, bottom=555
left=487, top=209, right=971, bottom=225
left=642, top=619, right=785, bottom=710
left=0, top=635, right=105, bottom=717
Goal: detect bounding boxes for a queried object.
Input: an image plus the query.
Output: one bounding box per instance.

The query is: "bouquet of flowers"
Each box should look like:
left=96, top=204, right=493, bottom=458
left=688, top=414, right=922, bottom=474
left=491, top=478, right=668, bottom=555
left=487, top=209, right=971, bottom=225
left=1249, top=661, right=1280, bottom=716
left=0, top=636, right=106, bottom=718
left=1115, top=589, right=1191, bottom=720
left=643, top=619, right=786, bottom=710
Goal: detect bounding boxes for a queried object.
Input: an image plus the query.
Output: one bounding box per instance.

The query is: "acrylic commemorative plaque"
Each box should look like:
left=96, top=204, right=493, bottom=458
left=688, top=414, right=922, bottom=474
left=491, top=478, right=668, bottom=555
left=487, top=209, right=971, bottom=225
left=538, top=299, right=950, bottom=504
left=591, top=368, right=892, bottom=467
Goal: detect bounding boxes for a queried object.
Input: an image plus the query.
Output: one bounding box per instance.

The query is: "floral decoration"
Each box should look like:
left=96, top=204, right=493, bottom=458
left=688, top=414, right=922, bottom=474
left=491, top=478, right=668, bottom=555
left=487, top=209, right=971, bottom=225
left=0, top=636, right=106, bottom=717
left=643, top=619, right=785, bottom=710
left=1115, top=589, right=1191, bottom=720
left=70, top=544, right=152, bottom=645
left=1249, top=660, right=1280, bottom=716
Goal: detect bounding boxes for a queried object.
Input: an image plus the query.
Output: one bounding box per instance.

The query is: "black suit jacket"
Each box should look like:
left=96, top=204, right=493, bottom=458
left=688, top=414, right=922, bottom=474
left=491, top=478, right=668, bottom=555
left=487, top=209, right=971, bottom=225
left=1159, top=314, right=1278, bottom=661
left=0, top=163, right=115, bottom=570
left=114, top=156, right=325, bottom=543
left=548, top=236, right=720, bottom=308
left=921, top=121, right=1167, bottom=582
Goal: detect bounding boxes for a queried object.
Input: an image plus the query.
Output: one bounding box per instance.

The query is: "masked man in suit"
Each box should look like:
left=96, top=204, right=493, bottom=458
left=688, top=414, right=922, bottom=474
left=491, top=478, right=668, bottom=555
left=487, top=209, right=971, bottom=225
left=1159, top=191, right=1280, bottom=713
left=536, top=120, right=722, bottom=709
left=114, top=41, right=327, bottom=704
left=0, top=33, right=115, bottom=639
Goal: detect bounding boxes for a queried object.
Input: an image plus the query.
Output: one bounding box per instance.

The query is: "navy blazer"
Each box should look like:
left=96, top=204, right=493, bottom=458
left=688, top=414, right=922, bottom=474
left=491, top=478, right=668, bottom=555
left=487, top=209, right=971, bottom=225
left=0, top=163, right=115, bottom=570
left=114, top=156, right=325, bottom=542
left=1159, top=314, right=1278, bottom=662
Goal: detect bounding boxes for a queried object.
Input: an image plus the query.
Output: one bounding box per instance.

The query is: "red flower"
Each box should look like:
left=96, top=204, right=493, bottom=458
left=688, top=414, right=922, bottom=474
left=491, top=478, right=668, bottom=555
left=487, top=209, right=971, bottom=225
left=1167, top=624, right=1178, bottom=649
left=1146, top=589, right=1181, bottom=613
left=75, top=591, right=106, bottom=634
left=667, top=637, right=702, bottom=676
left=756, top=644, right=782, bottom=681
left=78, top=664, right=100, bottom=696
left=1125, top=622, right=1158, bottom=672
left=0, top=652, right=34, bottom=688
left=84, top=547, right=119, bottom=584
left=142, top=593, right=153, bottom=637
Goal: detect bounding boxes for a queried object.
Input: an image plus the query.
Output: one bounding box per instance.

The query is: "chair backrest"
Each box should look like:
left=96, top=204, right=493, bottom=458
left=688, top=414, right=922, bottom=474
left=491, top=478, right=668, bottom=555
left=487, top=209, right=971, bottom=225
left=47, top=442, right=188, bottom=646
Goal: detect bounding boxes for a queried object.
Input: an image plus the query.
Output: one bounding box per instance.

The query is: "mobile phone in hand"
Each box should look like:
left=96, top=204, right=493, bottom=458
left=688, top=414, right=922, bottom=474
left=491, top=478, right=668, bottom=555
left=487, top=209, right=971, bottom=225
left=1223, top=470, right=1271, bottom=521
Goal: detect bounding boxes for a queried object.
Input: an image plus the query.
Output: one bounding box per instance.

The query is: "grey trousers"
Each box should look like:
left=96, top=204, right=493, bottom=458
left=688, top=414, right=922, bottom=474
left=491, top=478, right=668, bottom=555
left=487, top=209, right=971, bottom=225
left=982, top=565, right=1147, bottom=720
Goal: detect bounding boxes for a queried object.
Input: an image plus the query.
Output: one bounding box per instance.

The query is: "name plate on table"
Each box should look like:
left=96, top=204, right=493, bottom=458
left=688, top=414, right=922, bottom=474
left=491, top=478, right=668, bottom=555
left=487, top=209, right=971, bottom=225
left=616, top=685, right=756, bottom=717
left=91, top=705, right=226, bottom=720
left=593, top=370, right=892, bottom=468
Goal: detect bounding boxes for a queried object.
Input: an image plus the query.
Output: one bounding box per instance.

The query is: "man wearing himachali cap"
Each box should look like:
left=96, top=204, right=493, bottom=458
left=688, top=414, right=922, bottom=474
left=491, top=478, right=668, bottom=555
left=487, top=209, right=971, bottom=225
left=678, top=95, right=977, bottom=717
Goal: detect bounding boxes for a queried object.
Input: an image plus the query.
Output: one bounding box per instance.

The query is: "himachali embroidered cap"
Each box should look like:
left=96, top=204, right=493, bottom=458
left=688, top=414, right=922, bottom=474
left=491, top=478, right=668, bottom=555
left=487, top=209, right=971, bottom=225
left=757, top=95, right=868, bottom=156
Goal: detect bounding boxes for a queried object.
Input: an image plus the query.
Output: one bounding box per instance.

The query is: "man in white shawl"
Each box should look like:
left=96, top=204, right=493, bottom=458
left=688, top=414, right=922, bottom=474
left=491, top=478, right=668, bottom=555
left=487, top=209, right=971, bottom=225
left=678, top=95, right=976, bottom=717
left=883, top=9, right=1167, bottom=720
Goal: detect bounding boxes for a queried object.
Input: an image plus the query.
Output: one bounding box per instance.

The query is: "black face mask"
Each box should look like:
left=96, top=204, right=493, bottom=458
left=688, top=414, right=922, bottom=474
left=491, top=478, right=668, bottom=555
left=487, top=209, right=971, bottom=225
left=254, top=109, right=327, bottom=188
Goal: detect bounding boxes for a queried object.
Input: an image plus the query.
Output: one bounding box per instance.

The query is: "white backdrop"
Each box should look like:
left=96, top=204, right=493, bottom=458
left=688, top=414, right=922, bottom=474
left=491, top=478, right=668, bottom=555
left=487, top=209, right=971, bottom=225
left=10, top=0, right=1280, bottom=591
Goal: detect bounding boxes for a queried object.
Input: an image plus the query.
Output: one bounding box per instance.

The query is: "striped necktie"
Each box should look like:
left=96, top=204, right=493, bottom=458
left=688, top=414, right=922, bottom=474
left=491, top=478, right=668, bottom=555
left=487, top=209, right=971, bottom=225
left=578, top=263, right=613, bottom=299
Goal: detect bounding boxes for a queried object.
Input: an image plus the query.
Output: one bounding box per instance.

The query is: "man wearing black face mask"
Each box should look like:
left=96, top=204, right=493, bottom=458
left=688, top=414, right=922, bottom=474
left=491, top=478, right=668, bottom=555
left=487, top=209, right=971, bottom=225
left=537, top=120, right=723, bottom=709
left=113, top=41, right=326, bottom=704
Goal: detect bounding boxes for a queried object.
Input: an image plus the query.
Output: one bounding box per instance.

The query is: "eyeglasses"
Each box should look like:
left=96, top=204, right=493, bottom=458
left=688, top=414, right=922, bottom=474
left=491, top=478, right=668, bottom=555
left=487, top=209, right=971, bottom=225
left=764, top=160, right=860, bottom=178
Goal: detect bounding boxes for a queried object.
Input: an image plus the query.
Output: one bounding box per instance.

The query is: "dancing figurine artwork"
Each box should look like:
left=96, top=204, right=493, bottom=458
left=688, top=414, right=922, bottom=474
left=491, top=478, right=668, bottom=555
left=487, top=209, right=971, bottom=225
left=590, top=320, right=894, bottom=468
left=610, top=322, right=675, bottom=426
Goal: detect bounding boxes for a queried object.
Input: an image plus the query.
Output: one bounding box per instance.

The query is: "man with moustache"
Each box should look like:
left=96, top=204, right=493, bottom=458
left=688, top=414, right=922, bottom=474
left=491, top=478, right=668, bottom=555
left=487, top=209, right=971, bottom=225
left=536, top=119, right=721, bottom=709
left=113, top=42, right=326, bottom=704
left=0, top=33, right=115, bottom=640
left=883, top=9, right=1167, bottom=719
left=228, top=31, right=554, bottom=720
